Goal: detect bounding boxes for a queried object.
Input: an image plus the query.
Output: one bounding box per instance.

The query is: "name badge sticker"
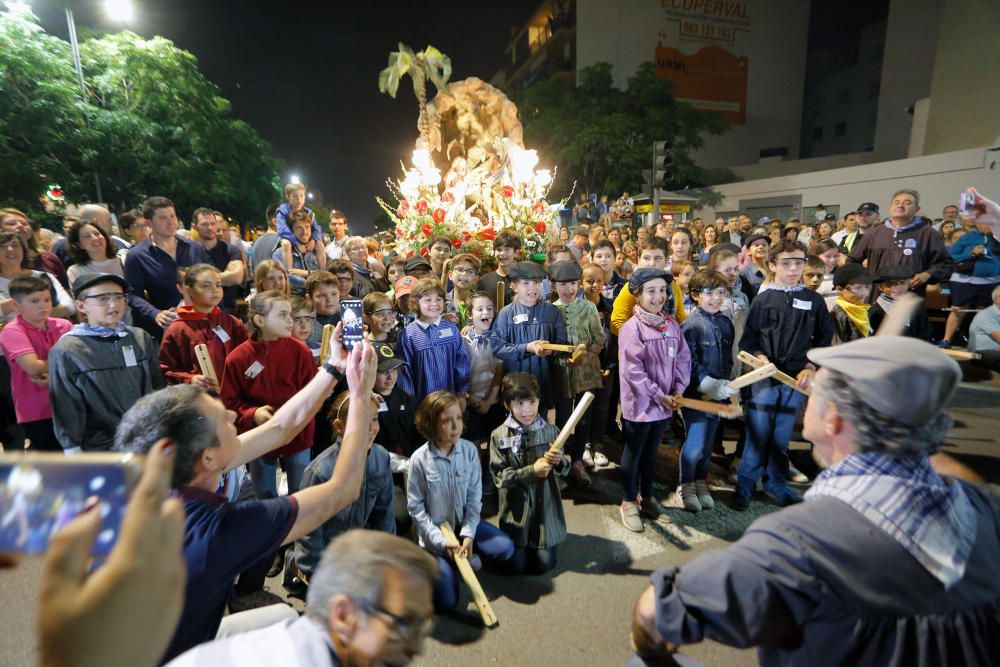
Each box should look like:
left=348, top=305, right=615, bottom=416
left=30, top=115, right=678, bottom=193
left=212, top=326, right=231, bottom=343
left=792, top=298, right=812, bottom=311
left=245, top=361, right=265, bottom=378
left=377, top=400, right=389, bottom=413
left=122, top=345, right=137, bottom=367
left=512, top=313, right=529, bottom=324
left=668, top=346, right=676, bottom=358
left=438, top=328, right=453, bottom=338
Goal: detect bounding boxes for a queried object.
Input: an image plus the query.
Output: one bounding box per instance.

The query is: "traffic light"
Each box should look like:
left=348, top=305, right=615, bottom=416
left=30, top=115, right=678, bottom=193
left=643, top=141, right=674, bottom=196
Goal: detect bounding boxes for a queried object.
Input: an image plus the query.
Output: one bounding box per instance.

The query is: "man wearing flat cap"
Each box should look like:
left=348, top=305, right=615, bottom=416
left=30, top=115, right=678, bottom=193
left=629, top=336, right=1000, bottom=666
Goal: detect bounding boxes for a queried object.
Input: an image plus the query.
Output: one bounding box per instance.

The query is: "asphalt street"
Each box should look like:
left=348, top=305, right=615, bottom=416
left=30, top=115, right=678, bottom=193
left=2, top=378, right=998, bottom=667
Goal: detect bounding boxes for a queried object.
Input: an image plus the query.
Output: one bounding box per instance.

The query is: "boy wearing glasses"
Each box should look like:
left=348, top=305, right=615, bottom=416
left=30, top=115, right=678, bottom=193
left=444, top=253, right=480, bottom=329
left=734, top=240, right=833, bottom=510
left=48, top=273, right=164, bottom=452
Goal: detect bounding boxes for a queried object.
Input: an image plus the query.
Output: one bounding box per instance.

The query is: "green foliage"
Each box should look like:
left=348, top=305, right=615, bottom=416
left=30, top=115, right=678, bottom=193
left=0, top=9, right=281, bottom=223
left=517, top=61, right=729, bottom=201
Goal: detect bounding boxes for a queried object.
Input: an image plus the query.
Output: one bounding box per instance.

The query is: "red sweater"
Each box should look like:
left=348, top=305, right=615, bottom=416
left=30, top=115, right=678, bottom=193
left=220, top=336, right=316, bottom=457
left=159, top=307, right=250, bottom=385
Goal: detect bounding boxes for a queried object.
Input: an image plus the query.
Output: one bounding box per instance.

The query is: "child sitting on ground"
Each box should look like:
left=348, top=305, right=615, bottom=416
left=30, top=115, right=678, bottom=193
left=550, top=261, right=606, bottom=486
left=0, top=275, right=73, bottom=451
left=407, top=391, right=515, bottom=611
left=617, top=268, right=691, bottom=532
left=830, top=264, right=875, bottom=344
left=159, top=264, right=249, bottom=391
left=489, top=373, right=569, bottom=574
left=679, top=270, right=738, bottom=512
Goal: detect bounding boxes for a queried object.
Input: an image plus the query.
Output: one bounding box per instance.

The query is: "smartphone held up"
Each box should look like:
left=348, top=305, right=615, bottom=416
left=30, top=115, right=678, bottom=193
left=0, top=453, right=143, bottom=557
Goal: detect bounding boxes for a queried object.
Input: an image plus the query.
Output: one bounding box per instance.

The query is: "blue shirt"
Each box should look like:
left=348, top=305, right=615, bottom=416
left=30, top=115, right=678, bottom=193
left=164, top=486, right=298, bottom=663
left=969, top=305, right=1000, bottom=352
left=406, top=438, right=482, bottom=553
left=293, top=440, right=394, bottom=578
left=397, top=317, right=471, bottom=401
left=123, top=236, right=211, bottom=336
left=489, top=300, right=567, bottom=400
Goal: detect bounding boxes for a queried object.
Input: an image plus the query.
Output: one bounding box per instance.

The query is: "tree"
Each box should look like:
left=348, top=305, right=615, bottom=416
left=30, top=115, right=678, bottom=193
left=517, top=62, right=729, bottom=201
left=378, top=44, right=451, bottom=148
left=0, top=8, right=282, bottom=224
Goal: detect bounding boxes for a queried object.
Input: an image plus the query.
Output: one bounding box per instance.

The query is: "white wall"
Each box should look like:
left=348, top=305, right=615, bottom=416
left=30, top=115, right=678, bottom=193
left=697, top=145, right=1000, bottom=221
left=576, top=0, right=811, bottom=169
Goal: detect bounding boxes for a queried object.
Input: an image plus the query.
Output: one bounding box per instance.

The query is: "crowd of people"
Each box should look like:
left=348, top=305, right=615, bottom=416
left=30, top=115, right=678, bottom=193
left=1, top=182, right=1000, bottom=666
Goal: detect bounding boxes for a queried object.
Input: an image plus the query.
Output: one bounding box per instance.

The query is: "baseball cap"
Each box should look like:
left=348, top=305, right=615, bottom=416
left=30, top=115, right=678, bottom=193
left=856, top=202, right=880, bottom=214
left=404, top=256, right=432, bottom=273
left=394, top=275, right=417, bottom=297
left=374, top=343, right=406, bottom=371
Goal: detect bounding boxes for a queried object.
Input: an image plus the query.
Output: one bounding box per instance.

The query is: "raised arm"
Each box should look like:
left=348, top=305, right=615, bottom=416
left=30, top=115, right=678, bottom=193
left=282, top=339, right=378, bottom=545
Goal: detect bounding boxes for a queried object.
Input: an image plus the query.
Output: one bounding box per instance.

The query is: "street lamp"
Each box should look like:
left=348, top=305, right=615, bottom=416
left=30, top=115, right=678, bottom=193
left=104, top=0, right=132, bottom=22
left=290, top=173, right=301, bottom=184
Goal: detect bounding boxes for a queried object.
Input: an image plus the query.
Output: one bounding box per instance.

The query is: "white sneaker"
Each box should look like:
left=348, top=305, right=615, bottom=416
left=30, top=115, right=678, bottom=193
left=788, top=462, right=809, bottom=484
left=620, top=501, right=644, bottom=532
left=593, top=450, right=609, bottom=467
left=582, top=445, right=596, bottom=470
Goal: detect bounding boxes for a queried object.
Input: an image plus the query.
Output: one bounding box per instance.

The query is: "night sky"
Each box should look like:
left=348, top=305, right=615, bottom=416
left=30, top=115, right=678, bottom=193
left=34, top=0, right=541, bottom=233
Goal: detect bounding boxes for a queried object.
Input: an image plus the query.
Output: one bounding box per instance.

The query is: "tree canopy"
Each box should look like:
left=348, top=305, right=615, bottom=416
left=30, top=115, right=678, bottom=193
left=0, top=8, right=281, bottom=225
left=517, top=62, right=729, bottom=200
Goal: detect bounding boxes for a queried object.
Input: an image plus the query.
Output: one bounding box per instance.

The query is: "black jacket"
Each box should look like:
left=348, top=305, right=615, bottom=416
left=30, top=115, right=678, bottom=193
left=739, top=287, right=834, bottom=376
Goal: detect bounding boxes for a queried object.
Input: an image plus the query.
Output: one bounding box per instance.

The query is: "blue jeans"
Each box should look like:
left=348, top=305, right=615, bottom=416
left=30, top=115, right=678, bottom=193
left=249, top=448, right=311, bottom=499
left=679, top=409, right=720, bottom=484
left=736, top=382, right=805, bottom=499
left=621, top=419, right=667, bottom=502
left=433, top=521, right=515, bottom=611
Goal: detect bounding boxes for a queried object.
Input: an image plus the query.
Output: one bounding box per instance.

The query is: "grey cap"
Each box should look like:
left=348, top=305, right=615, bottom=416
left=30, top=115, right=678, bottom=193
left=72, top=272, right=129, bottom=298
left=548, top=260, right=582, bottom=283
left=628, top=267, right=671, bottom=294
left=508, top=261, right=547, bottom=281
left=807, top=336, right=961, bottom=427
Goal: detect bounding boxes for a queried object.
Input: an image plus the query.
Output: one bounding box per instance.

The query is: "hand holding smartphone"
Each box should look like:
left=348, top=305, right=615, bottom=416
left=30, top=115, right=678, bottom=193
left=340, top=299, right=364, bottom=350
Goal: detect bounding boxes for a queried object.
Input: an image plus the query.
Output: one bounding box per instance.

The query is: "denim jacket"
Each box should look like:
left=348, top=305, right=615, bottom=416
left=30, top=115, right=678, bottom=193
left=406, top=438, right=482, bottom=553
left=680, top=308, right=735, bottom=395
left=293, top=439, right=394, bottom=577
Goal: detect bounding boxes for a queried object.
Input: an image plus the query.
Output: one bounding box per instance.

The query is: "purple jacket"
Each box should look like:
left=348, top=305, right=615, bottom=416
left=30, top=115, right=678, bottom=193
left=618, top=314, right=691, bottom=422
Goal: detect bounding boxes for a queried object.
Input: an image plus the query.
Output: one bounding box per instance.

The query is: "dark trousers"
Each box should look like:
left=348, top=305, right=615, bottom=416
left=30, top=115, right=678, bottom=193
left=509, top=545, right=558, bottom=575
left=0, top=357, right=25, bottom=451
left=23, top=419, right=61, bottom=452
left=432, top=522, right=514, bottom=611
left=621, top=418, right=668, bottom=502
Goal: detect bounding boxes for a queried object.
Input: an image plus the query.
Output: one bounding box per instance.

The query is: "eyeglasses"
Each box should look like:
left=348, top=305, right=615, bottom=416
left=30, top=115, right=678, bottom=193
left=845, top=284, right=871, bottom=294
left=292, top=315, right=315, bottom=324
left=451, top=268, right=477, bottom=276
left=356, top=599, right=433, bottom=644
left=698, top=288, right=729, bottom=298
left=372, top=308, right=395, bottom=317
left=81, top=292, right=126, bottom=305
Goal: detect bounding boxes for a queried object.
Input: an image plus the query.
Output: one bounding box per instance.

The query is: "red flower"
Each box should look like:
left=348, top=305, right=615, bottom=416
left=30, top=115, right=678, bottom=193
left=501, top=185, right=514, bottom=198
left=420, top=246, right=429, bottom=258
left=451, top=237, right=462, bottom=249
left=535, top=221, right=547, bottom=234
left=406, top=250, right=414, bottom=258
left=432, top=208, right=446, bottom=223
left=415, top=200, right=429, bottom=214
left=395, top=227, right=403, bottom=236
left=399, top=199, right=410, bottom=212
left=421, top=223, right=433, bottom=236
left=479, top=227, right=497, bottom=241
left=440, top=191, right=455, bottom=203
left=462, top=231, right=472, bottom=241
left=396, top=207, right=406, bottom=219
left=532, top=202, right=546, bottom=213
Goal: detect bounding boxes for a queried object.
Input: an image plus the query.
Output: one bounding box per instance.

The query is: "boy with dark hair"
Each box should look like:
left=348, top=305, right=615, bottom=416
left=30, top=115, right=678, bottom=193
left=490, top=262, right=567, bottom=411
left=478, top=231, right=522, bottom=308
left=427, top=235, right=453, bottom=281
left=802, top=255, right=826, bottom=292
left=869, top=265, right=934, bottom=340
left=445, top=252, right=480, bottom=329
left=735, top=239, right=833, bottom=509
left=48, top=273, right=164, bottom=452
left=327, top=259, right=355, bottom=301
left=831, top=264, right=875, bottom=343
left=0, top=276, right=73, bottom=451
left=591, top=239, right=626, bottom=300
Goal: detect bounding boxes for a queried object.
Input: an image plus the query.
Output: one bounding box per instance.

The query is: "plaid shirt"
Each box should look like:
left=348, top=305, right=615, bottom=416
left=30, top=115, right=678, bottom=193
left=806, top=450, right=976, bottom=588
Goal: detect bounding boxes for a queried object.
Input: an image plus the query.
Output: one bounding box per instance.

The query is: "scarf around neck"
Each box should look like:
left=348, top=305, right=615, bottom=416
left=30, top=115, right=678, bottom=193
left=806, top=450, right=976, bottom=588
left=632, top=306, right=669, bottom=330
left=835, top=296, right=871, bottom=336
left=501, top=414, right=547, bottom=454
left=67, top=321, right=128, bottom=338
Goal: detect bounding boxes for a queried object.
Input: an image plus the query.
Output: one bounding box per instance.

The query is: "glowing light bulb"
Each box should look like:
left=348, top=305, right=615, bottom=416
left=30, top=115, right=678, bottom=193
left=533, top=169, right=552, bottom=187
left=412, top=149, right=431, bottom=171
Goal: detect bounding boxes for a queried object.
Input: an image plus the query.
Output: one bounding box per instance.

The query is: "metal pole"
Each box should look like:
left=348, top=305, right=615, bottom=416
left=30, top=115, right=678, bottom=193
left=652, top=145, right=661, bottom=227
left=65, top=8, right=103, bottom=204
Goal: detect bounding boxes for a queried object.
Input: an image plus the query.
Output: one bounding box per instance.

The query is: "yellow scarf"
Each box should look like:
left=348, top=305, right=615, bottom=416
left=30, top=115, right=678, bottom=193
left=835, top=296, right=871, bottom=336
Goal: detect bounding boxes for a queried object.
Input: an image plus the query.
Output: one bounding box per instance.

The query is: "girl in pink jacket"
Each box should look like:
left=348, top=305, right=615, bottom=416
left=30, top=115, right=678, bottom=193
left=617, top=268, right=691, bottom=532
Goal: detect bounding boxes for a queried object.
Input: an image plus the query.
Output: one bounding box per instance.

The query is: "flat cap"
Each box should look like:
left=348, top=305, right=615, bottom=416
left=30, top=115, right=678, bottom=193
left=628, top=267, right=671, bottom=294
left=808, top=336, right=961, bottom=426
left=744, top=233, right=770, bottom=248
left=833, top=263, right=874, bottom=288
left=874, top=265, right=916, bottom=282
left=72, top=272, right=129, bottom=297
left=404, top=256, right=432, bottom=273
left=508, top=261, right=547, bottom=281
left=548, top=260, right=582, bottom=283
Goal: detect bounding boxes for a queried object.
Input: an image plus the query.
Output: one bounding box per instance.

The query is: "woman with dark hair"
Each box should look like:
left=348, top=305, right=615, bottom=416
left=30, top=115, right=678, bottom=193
left=667, top=228, right=694, bottom=271
left=66, top=220, right=124, bottom=288
left=0, top=207, right=68, bottom=289
left=0, top=233, right=74, bottom=322
left=696, top=225, right=718, bottom=266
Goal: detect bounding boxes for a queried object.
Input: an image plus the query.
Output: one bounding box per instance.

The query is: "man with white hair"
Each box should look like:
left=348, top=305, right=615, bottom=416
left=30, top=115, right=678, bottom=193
left=166, top=530, right=437, bottom=667
left=630, top=336, right=1000, bottom=666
